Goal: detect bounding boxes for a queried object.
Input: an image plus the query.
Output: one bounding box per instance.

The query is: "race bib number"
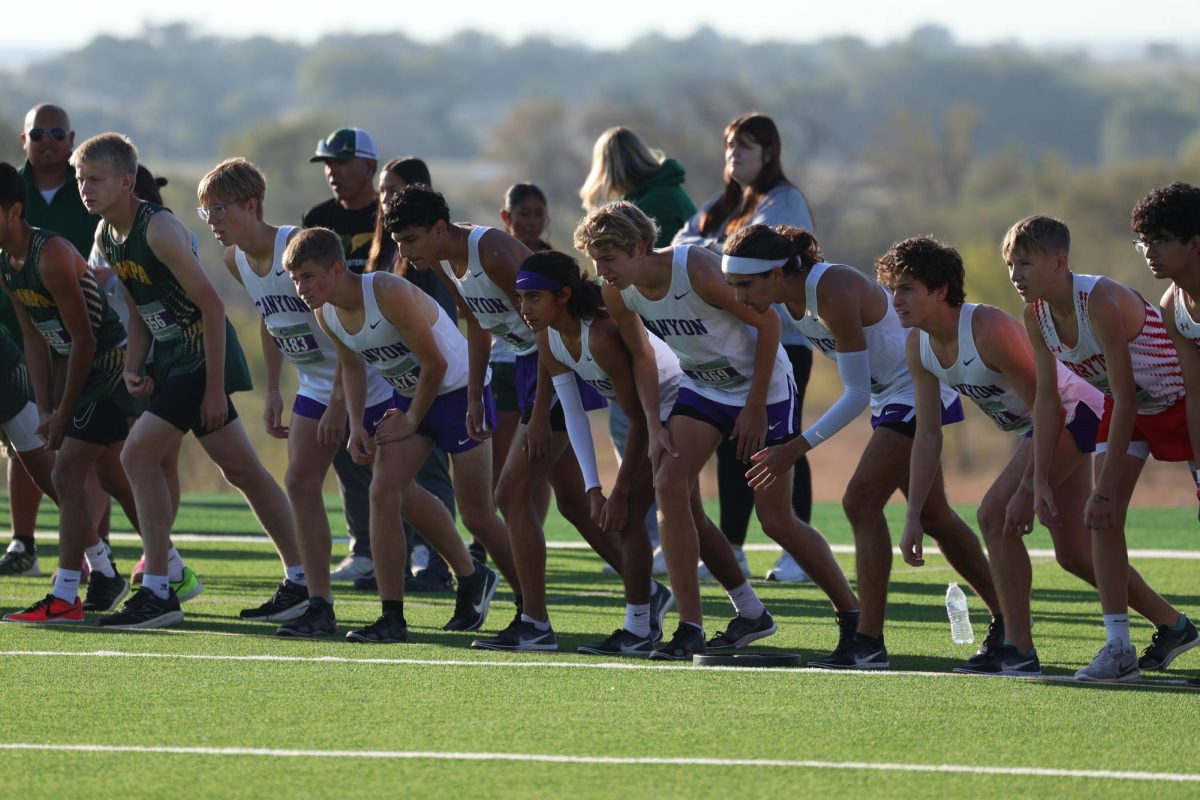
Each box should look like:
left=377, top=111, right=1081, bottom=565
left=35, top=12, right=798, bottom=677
left=681, top=357, right=748, bottom=390
left=979, top=401, right=1027, bottom=432
left=136, top=300, right=181, bottom=342
left=268, top=322, right=322, bottom=365
left=383, top=359, right=421, bottom=395
left=33, top=318, right=72, bottom=355
left=492, top=324, right=532, bottom=351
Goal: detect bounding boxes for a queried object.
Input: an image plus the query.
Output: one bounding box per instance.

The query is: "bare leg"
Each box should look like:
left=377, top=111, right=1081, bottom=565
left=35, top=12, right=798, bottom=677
left=283, top=415, right=340, bottom=602
left=447, top=441, right=520, bottom=592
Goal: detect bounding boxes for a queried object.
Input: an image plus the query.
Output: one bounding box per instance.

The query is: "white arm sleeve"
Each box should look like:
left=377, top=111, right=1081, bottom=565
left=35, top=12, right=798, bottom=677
left=801, top=349, right=871, bottom=449
left=552, top=372, right=601, bottom=492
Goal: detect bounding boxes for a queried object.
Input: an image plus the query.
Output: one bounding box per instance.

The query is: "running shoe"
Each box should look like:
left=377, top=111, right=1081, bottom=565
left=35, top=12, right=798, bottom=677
left=808, top=632, right=889, bottom=670
left=277, top=597, right=337, bottom=638
left=1138, top=616, right=1199, bottom=671
left=468, top=540, right=489, bottom=566
left=698, top=547, right=751, bottom=582
left=408, top=554, right=453, bottom=593
left=3, top=594, right=82, bottom=623
left=471, top=616, right=557, bottom=651
left=98, top=587, right=183, bottom=629
left=765, top=551, right=809, bottom=583
left=650, top=545, right=667, bottom=577
left=240, top=580, right=310, bottom=622
left=82, top=571, right=130, bottom=612
left=171, top=566, right=203, bottom=603
left=649, top=623, right=706, bottom=661
left=706, top=610, right=778, bottom=650
left=346, top=612, right=408, bottom=643
left=1075, top=641, right=1140, bottom=683
left=330, top=555, right=374, bottom=582
left=409, top=544, right=430, bottom=575
left=0, top=540, right=41, bottom=576
left=443, top=561, right=497, bottom=631
left=954, top=615, right=1005, bottom=674
left=996, top=644, right=1042, bottom=677
left=648, top=580, right=674, bottom=642
left=805, top=611, right=859, bottom=669
left=577, top=628, right=655, bottom=656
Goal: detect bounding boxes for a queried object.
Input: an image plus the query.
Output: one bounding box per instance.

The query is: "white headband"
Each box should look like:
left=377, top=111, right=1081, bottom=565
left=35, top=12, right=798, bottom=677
left=721, top=254, right=789, bottom=275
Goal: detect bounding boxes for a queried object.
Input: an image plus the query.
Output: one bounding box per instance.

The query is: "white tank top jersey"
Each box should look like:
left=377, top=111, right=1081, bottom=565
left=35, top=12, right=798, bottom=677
left=619, top=246, right=793, bottom=405
left=439, top=226, right=538, bottom=357
left=792, top=262, right=956, bottom=413
left=1172, top=284, right=1200, bottom=351
left=1034, top=273, right=1184, bottom=415
left=548, top=319, right=682, bottom=418
left=918, top=304, right=1101, bottom=435
left=236, top=226, right=391, bottom=408
left=321, top=272, right=470, bottom=398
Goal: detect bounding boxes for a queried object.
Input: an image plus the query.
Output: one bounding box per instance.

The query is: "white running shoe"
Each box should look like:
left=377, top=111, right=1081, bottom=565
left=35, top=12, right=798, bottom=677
left=1074, top=640, right=1141, bottom=683
left=698, top=547, right=751, bottom=581
left=330, top=555, right=374, bottom=582
left=602, top=545, right=669, bottom=577
left=766, top=551, right=810, bottom=583
left=410, top=544, right=430, bottom=576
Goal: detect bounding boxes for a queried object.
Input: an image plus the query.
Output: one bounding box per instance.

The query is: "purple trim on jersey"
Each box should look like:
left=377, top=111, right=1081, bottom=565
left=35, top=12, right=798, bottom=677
left=668, top=385, right=798, bottom=444
left=1065, top=401, right=1100, bottom=455
left=392, top=385, right=498, bottom=453
left=870, top=396, right=965, bottom=429
left=293, top=394, right=398, bottom=438
left=514, top=351, right=607, bottom=417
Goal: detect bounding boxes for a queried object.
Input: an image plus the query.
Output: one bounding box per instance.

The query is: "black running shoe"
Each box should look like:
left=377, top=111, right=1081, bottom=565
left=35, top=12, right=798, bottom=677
left=577, top=628, right=655, bottom=657
left=276, top=597, right=337, bottom=638
left=468, top=540, right=489, bottom=565
left=352, top=575, right=378, bottom=592
left=648, top=580, right=674, bottom=643
left=82, top=570, right=130, bottom=612
left=408, top=553, right=454, bottom=593
left=1138, top=616, right=1199, bottom=670
left=996, top=644, right=1042, bottom=676
left=706, top=610, right=777, bottom=650
left=98, top=587, right=183, bottom=629
left=240, top=580, right=310, bottom=622
left=346, top=612, right=408, bottom=643
left=444, top=561, right=498, bottom=632
left=953, top=615, right=1006, bottom=675
left=470, top=616, right=557, bottom=651
left=650, top=623, right=706, bottom=661
left=1188, top=677, right=1200, bottom=688
left=808, top=632, right=889, bottom=670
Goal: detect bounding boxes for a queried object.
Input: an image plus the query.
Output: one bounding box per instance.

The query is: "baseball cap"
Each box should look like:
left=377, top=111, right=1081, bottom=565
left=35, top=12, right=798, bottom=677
left=310, top=127, right=379, bottom=162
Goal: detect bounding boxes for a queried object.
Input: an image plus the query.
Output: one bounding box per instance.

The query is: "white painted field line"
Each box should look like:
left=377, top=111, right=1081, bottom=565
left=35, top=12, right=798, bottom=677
left=45, top=532, right=1200, bottom=560
left=0, top=742, right=1195, bottom=782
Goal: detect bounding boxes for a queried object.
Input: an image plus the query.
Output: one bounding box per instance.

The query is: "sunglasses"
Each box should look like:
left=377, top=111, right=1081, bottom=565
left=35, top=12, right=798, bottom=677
left=27, top=127, right=68, bottom=143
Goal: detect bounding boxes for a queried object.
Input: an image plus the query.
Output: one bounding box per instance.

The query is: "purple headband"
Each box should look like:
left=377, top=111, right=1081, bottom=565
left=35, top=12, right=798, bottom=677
left=515, top=270, right=565, bottom=292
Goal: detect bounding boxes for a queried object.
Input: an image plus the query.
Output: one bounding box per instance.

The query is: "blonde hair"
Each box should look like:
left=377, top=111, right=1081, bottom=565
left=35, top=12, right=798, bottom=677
left=1001, top=215, right=1071, bottom=261
left=70, top=132, right=138, bottom=177
left=572, top=200, right=659, bottom=255
left=282, top=227, right=345, bottom=272
left=578, top=127, right=665, bottom=211
left=198, top=157, right=267, bottom=219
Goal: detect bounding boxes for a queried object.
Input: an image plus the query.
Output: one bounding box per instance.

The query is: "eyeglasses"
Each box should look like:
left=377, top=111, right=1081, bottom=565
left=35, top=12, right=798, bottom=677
left=1133, top=236, right=1188, bottom=256
left=196, top=202, right=241, bottom=223
left=27, top=127, right=68, bottom=143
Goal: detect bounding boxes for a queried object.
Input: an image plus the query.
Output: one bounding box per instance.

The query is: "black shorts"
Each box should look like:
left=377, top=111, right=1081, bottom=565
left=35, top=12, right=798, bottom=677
left=67, top=396, right=131, bottom=446
left=520, top=398, right=569, bottom=433
left=147, top=370, right=238, bottom=437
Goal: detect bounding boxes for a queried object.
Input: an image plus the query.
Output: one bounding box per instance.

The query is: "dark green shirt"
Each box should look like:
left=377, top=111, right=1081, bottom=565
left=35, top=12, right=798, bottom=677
left=20, top=161, right=99, bottom=260
left=100, top=201, right=251, bottom=391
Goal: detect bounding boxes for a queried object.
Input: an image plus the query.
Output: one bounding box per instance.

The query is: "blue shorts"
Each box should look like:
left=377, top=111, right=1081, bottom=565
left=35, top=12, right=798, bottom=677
left=393, top=385, right=498, bottom=454
left=293, top=394, right=399, bottom=438
left=871, top=397, right=965, bottom=438
left=514, top=351, right=607, bottom=426
left=668, top=385, right=799, bottom=444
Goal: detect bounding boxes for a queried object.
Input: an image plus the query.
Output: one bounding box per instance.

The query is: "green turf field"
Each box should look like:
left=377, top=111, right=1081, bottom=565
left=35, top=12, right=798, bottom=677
left=1, top=497, right=1197, bottom=798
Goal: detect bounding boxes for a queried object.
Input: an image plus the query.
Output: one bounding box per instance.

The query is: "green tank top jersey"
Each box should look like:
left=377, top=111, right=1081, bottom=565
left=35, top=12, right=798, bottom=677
left=0, top=227, right=132, bottom=410
left=0, top=325, right=31, bottom=422
left=100, top=202, right=251, bottom=392
left=0, top=291, right=23, bottom=348
left=0, top=314, right=22, bottom=376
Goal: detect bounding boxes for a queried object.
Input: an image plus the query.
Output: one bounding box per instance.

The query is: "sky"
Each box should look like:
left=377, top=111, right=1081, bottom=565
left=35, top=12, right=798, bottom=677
left=1, top=0, right=1197, bottom=56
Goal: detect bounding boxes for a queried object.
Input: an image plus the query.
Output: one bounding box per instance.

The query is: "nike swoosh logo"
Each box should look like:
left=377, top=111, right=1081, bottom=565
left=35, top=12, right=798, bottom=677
left=44, top=604, right=77, bottom=619
left=275, top=269, right=286, bottom=277
left=767, top=421, right=782, bottom=430
left=369, top=320, right=381, bottom=329
left=963, top=356, right=977, bottom=366
left=471, top=271, right=484, bottom=279
left=633, top=611, right=648, bottom=617
left=458, top=438, right=472, bottom=446
left=857, top=650, right=886, bottom=662
left=673, top=292, right=690, bottom=300
left=1004, top=659, right=1037, bottom=670
left=584, top=355, right=593, bottom=362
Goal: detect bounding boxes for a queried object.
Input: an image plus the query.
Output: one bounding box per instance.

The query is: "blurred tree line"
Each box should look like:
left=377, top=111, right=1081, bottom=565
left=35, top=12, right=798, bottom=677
left=1, top=23, right=1197, bottom=493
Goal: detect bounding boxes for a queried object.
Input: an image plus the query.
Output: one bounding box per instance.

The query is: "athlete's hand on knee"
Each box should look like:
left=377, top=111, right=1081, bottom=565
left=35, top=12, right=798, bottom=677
left=746, top=445, right=792, bottom=491
left=465, top=399, right=492, bottom=442
left=600, top=487, right=629, bottom=533
left=730, top=403, right=768, bottom=462
left=523, top=416, right=551, bottom=462
left=263, top=390, right=288, bottom=439
left=125, top=371, right=154, bottom=398
left=376, top=409, right=417, bottom=444
left=36, top=411, right=66, bottom=451
left=201, top=388, right=228, bottom=432
left=587, top=488, right=607, bottom=529
left=1003, top=483, right=1036, bottom=537
left=316, top=403, right=343, bottom=446
left=899, top=518, right=925, bottom=567
left=347, top=425, right=375, bottom=466
left=1032, top=479, right=1058, bottom=529
left=1084, top=489, right=1115, bottom=531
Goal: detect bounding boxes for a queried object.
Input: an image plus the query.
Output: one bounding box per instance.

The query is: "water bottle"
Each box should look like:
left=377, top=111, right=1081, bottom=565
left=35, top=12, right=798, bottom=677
left=945, top=582, right=974, bottom=644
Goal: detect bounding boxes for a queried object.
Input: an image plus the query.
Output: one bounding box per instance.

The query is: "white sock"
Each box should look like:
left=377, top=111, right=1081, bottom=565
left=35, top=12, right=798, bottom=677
left=84, top=542, right=116, bottom=578
left=53, top=568, right=81, bottom=603
left=625, top=603, right=651, bottom=638
left=144, top=574, right=170, bottom=600
left=727, top=582, right=765, bottom=619
left=521, top=613, right=551, bottom=630
left=1103, top=614, right=1132, bottom=648
left=285, top=564, right=307, bottom=586
left=166, top=547, right=185, bottom=582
